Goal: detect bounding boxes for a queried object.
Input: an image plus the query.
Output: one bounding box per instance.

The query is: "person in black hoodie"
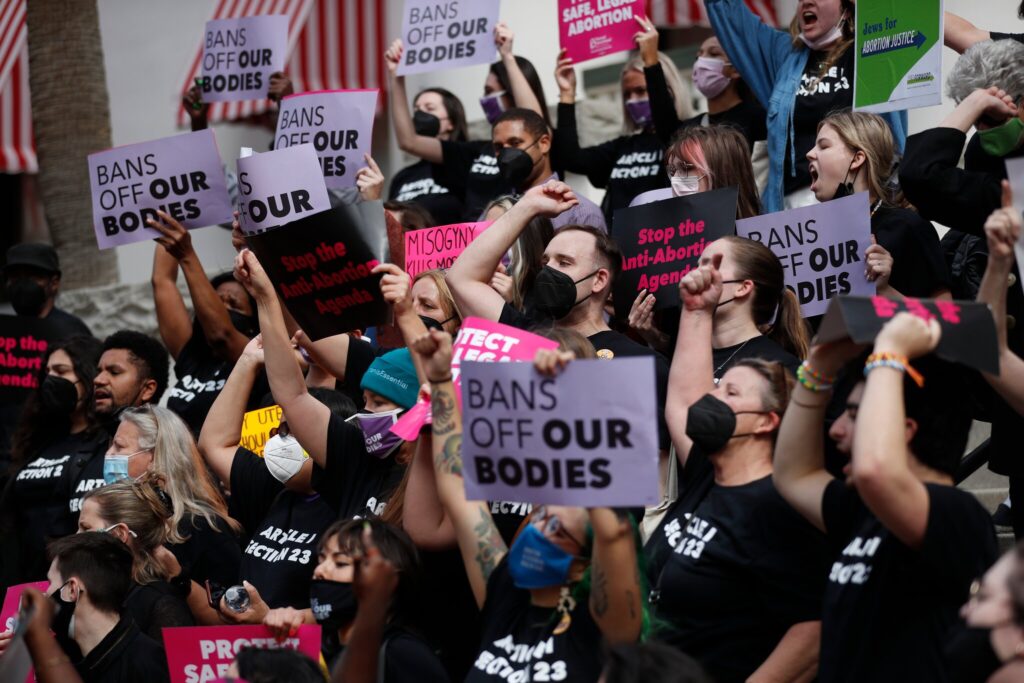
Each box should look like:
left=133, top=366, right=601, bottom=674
left=900, top=38, right=1024, bottom=537
left=45, top=532, right=171, bottom=683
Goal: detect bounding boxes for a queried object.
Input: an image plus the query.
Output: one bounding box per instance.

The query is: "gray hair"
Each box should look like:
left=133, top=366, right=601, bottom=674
left=946, top=39, right=1024, bottom=104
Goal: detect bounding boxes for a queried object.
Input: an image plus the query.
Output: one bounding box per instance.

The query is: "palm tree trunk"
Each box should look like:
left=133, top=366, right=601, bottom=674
left=26, top=0, right=117, bottom=288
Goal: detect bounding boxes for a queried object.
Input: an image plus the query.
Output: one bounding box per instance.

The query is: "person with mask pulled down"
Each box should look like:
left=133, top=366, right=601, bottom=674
left=149, top=209, right=261, bottom=435
left=233, top=249, right=421, bottom=521
left=78, top=478, right=195, bottom=642
left=1, top=336, right=103, bottom=585
left=39, top=532, right=170, bottom=683
left=51, top=330, right=169, bottom=539
left=644, top=251, right=827, bottom=683
left=636, top=22, right=766, bottom=153
left=552, top=27, right=693, bottom=222
left=386, top=22, right=550, bottom=221
left=100, top=405, right=242, bottom=622
left=491, top=108, right=606, bottom=231
left=198, top=333, right=351, bottom=623
left=705, top=0, right=907, bottom=212
left=412, top=328, right=648, bottom=682
left=3, top=242, right=91, bottom=339
left=772, top=317, right=998, bottom=682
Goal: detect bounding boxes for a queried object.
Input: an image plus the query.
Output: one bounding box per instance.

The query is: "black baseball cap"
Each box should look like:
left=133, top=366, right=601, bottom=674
left=4, top=242, right=60, bottom=275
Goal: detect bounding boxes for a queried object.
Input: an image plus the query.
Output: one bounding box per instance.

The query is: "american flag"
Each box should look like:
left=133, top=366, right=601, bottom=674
left=645, top=0, right=779, bottom=28
left=0, top=0, right=35, bottom=173
left=176, top=0, right=386, bottom=127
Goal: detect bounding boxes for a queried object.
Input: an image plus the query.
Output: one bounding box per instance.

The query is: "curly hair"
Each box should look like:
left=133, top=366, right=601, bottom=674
left=946, top=39, right=1024, bottom=104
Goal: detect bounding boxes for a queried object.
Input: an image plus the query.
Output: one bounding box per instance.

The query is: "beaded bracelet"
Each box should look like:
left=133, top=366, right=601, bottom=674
left=863, top=352, right=925, bottom=387
left=797, top=361, right=834, bottom=392
left=801, top=360, right=837, bottom=385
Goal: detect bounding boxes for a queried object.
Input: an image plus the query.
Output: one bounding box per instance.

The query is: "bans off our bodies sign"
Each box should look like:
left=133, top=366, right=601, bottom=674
left=396, top=0, right=499, bottom=76
left=236, top=144, right=332, bottom=235
left=200, top=15, right=288, bottom=102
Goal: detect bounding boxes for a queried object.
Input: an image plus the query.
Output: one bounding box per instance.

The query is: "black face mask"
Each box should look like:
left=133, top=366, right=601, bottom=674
left=39, top=375, right=79, bottom=417
left=497, top=142, right=539, bottom=188
left=685, top=393, right=762, bottom=455
left=531, top=266, right=599, bottom=320
left=228, top=309, right=258, bottom=338
left=310, top=579, right=358, bottom=630
left=50, top=581, right=76, bottom=640
left=944, top=625, right=1002, bottom=683
left=832, top=158, right=859, bottom=201
left=413, top=110, right=441, bottom=137
left=419, top=314, right=454, bottom=331
left=8, top=278, right=48, bottom=317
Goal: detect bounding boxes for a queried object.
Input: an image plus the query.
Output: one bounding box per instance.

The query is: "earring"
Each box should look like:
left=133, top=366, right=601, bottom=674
left=553, top=586, right=576, bottom=635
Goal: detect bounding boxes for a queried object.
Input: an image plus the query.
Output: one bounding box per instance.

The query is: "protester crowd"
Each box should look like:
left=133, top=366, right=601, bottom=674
left=4, top=2, right=1024, bottom=682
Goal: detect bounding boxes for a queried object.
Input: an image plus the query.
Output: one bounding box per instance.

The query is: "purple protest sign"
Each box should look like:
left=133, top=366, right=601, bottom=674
left=461, top=357, right=660, bottom=507
left=736, top=192, right=874, bottom=318
left=396, top=0, right=499, bottom=76
left=201, top=15, right=288, bottom=103
left=274, top=90, right=378, bottom=189
left=87, top=129, right=233, bottom=250
left=236, top=143, right=331, bottom=235
left=559, top=0, right=645, bottom=63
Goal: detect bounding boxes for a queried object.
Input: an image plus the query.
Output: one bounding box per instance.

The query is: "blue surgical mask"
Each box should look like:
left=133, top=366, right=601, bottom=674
left=507, top=524, right=575, bottom=589
left=102, top=449, right=147, bottom=485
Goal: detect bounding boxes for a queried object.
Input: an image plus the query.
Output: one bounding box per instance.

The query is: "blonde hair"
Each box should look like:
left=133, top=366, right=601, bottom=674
left=119, top=405, right=240, bottom=542
left=621, top=51, right=694, bottom=135
left=84, top=477, right=173, bottom=585
left=789, top=1, right=854, bottom=81
left=413, top=269, right=462, bottom=333
left=818, top=110, right=906, bottom=207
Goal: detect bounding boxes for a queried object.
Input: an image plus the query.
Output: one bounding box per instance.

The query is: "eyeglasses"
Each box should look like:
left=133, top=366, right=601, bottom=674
left=530, top=506, right=586, bottom=548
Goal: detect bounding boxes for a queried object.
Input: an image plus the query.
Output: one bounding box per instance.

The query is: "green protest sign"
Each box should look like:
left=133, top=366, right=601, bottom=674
left=854, top=0, right=942, bottom=114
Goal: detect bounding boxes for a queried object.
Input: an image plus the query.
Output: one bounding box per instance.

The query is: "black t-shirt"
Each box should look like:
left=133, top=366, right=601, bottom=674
left=168, top=513, right=242, bottom=589
left=649, top=476, right=827, bottom=683
left=991, top=31, right=1024, bottom=44
left=554, top=102, right=669, bottom=222
left=44, top=307, right=93, bottom=340
left=339, top=338, right=376, bottom=410
left=75, top=617, right=170, bottom=683
left=50, top=433, right=111, bottom=538
left=438, top=140, right=513, bottom=221
left=871, top=206, right=950, bottom=298
left=786, top=47, right=854, bottom=193
left=466, top=557, right=605, bottom=683
left=6, top=431, right=96, bottom=580
left=819, top=480, right=999, bottom=683
left=712, top=334, right=799, bottom=381
left=230, top=447, right=336, bottom=609
left=312, top=414, right=405, bottom=519
left=680, top=99, right=768, bottom=151
left=389, top=159, right=466, bottom=227
left=124, top=581, right=195, bottom=642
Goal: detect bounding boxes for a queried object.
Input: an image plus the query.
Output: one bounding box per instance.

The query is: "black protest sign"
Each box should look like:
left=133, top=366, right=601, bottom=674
left=246, top=201, right=391, bottom=340
left=611, top=188, right=737, bottom=318
left=814, top=296, right=999, bottom=374
left=0, top=315, right=60, bottom=401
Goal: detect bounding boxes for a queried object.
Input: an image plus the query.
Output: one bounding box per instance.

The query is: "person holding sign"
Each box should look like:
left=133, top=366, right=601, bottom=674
left=388, top=87, right=468, bottom=226
left=551, top=34, right=692, bottom=221
left=805, top=111, right=950, bottom=299
left=705, top=0, right=907, bottom=212
left=645, top=252, right=827, bottom=683
left=772, top=316, right=999, bottom=682
left=386, top=23, right=550, bottom=221
left=43, top=532, right=171, bottom=682
left=413, top=328, right=647, bottom=682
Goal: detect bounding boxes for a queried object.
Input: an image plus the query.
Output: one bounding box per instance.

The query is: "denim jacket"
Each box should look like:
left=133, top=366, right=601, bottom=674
left=706, top=0, right=908, bottom=213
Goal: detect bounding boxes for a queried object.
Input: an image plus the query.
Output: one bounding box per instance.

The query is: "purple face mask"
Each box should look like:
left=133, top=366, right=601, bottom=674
left=346, top=408, right=404, bottom=458
left=626, top=98, right=652, bottom=128
left=693, top=57, right=731, bottom=99
left=480, top=91, right=507, bottom=125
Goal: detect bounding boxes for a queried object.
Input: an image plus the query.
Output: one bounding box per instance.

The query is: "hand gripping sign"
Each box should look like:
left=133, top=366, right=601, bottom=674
left=162, top=624, right=321, bottom=683
left=0, top=581, right=49, bottom=683
left=88, top=129, right=233, bottom=249
left=461, top=357, right=660, bottom=507
left=200, top=15, right=288, bottom=102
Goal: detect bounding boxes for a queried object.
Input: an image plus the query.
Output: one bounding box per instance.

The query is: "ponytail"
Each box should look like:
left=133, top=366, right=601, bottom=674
left=765, top=289, right=809, bottom=360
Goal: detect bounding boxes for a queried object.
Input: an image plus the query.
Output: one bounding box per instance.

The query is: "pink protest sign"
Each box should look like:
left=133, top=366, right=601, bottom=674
left=404, top=221, right=491, bottom=278
left=396, top=0, right=499, bottom=76
left=162, top=624, right=321, bottom=683
left=558, top=0, right=645, bottom=63
left=1, top=581, right=49, bottom=683
left=201, top=15, right=288, bottom=103
left=87, top=129, right=233, bottom=250
left=236, top=143, right=331, bottom=235
left=390, top=317, right=559, bottom=440
left=274, top=90, right=379, bottom=190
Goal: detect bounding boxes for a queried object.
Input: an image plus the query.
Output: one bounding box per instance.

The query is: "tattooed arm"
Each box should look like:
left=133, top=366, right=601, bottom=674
left=588, top=502, right=643, bottom=643
left=412, top=329, right=508, bottom=609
